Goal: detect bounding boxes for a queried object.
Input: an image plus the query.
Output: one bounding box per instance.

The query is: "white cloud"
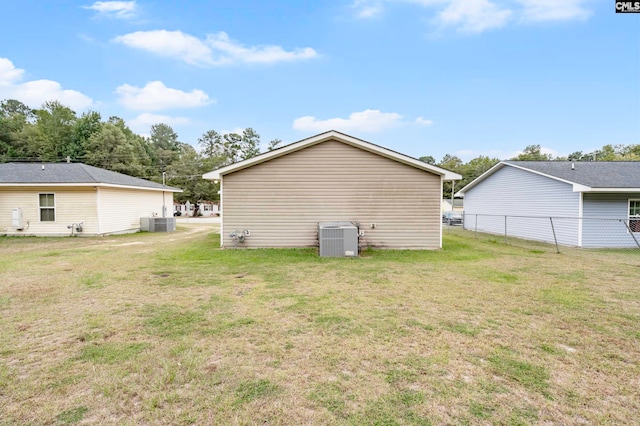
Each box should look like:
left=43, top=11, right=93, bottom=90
left=83, top=1, right=137, bottom=19
left=352, top=0, right=447, bottom=19
left=206, top=32, right=318, bottom=64
left=113, top=30, right=318, bottom=67
left=517, top=0, right=591, bottom=22
left=415, top=117, right=434, bottom=126
left=0, top=58, right=93, bottom=111
left=404, top=0, right=449, bottom=5
left=437, top=0, right=512, bottom=33
left=128, top=113, right=191, bottom=134
left=114, top=30, right=213, bottom=66
left=350, top=0, right=590, bottom=33
left=0, top=58, right=24, bottom=84
left=116, top=81, right=212, bottom=111
left=352, top=0, right=385, bottom=18
left=293, top=109, right=403, bottom=133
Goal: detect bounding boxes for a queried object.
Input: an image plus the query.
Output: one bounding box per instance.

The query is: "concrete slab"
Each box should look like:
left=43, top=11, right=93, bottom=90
left=176, top=216, right=221, bottom=224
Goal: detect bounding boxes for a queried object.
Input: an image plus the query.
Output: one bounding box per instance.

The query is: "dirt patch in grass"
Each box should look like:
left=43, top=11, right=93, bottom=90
left=0, top=224, right=638, bottom=424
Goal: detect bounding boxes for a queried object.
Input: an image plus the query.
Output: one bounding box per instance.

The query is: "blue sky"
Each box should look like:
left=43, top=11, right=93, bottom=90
left=0, top=0, right=638, bottom=161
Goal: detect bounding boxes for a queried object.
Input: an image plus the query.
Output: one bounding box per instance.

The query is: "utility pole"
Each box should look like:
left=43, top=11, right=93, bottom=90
left=162, top=172, right=166, bottom=218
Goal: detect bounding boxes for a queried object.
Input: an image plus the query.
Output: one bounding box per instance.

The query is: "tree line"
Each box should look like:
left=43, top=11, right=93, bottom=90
left=2, top=98, right=638, bottom=203
left=0, top=99, right=281, bottom=204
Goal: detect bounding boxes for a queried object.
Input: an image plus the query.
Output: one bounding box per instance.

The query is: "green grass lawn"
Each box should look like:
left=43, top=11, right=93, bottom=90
left=0, top=226, right=638, bottom=425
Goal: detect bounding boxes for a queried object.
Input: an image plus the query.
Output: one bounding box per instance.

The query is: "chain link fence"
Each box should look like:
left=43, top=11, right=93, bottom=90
left=443, top=213, right=640, bottom=267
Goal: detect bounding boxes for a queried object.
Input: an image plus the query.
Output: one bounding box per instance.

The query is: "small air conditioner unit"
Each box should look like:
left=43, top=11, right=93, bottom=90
left=140, top=217, right=176, bottom=232
left=318, top=222, right=359, bottom=257
left=12, top=208, right=24, bottom=230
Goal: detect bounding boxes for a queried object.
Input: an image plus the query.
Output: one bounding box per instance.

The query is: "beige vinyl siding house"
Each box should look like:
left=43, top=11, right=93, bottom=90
left=0, top=163, right=181, bottom=236
left=97, top=188, right=169, bottom=234
left=0, top=187, right=99, bottom=235
left=204, top=131, right=461, bottom=250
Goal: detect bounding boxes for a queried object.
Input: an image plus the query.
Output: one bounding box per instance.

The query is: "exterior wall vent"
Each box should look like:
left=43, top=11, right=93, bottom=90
left=318, top=222, right=359, bottom=257
left=140, top=217, right=176, bottom=232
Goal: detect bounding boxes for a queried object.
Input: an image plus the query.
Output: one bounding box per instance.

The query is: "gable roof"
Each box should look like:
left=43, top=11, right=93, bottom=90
left=202, top=130, right=462, bottom=181
left=457, top=161, right=640, bottom=195
left=0, top=163, right=182, bottom=192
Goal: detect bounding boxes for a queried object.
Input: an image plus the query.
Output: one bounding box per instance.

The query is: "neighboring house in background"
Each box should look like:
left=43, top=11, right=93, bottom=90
left=0, top=163, right=182, bottom=236
left=442, top=198, right=464, bottom=212
left=203, top=130, right=461, bottom=250
left=457, top=161, right=640, bottom=248
left=173, top=201, right=219, bottom=217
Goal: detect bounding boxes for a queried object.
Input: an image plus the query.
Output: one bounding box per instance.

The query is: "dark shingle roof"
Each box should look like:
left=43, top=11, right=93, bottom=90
left=504, top=161, right=640, bottom=188
left=0, top=163, right=181, bottom=191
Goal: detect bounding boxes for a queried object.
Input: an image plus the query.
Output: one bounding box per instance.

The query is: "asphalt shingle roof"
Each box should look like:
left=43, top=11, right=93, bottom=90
left=504, top=161, right=640, bottom=188
left=0, top=163, right=181, bottom=191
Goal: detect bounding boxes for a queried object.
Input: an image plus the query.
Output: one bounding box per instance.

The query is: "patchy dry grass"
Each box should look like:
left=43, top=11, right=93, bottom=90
left=0, top=224, right=638, bottom=425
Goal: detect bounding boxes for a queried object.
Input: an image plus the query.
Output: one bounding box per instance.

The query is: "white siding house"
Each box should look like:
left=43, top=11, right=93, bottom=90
left=203, top=131, right=461, bottom=250
left=0, top=163, right=182, bottom=236
left=458, top=161, right=640, bottom=248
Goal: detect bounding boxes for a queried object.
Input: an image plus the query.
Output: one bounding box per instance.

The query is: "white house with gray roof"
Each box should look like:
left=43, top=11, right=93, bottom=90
left=0, top=163, right=181, bottom=236
left=457, top=161, right=640, bottom=248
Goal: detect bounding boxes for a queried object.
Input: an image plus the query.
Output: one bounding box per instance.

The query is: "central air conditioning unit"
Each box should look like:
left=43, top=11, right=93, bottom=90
left=318, top=222, right=359, bottom=257
left=140, top=217, right=177, bottom=232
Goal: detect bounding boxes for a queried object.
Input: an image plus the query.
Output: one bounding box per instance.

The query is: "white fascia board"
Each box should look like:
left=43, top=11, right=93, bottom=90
left=202, top=170, right=222, bottom=180
left=0, top=182, right=183, bottom=192
left=0, top=183, right=92, bottom=188
left=98, top=183, right=183, bottom=193
left=578, top=187, right=640, bottom=193
left=202, top=130, right=462, bottom=181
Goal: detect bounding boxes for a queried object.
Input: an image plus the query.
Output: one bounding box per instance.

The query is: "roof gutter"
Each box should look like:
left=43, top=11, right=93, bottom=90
left=0, top=182, right=183, bottom=192
left=575, top=187, right=640, bottom=193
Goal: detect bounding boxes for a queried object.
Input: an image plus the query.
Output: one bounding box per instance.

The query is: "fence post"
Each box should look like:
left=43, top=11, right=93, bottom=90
left=475, top=214, right=478, bottom=239
left=621, top=219, right=640, bottom=249
left=504, top=215, right=508, bottom=244
left=549, top=217, right=560, bottom=254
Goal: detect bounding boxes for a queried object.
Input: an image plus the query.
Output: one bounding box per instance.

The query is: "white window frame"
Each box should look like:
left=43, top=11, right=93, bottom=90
left=39, top=193, right=56, bottom=222
left=629, top=199, right=640, bottom=233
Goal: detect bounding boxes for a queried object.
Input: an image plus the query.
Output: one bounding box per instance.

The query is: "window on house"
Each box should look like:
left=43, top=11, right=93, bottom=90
left=39, top=193, right=55, bottom=222
left=630, top=200, right=640, bottom=232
